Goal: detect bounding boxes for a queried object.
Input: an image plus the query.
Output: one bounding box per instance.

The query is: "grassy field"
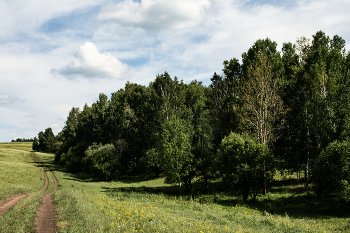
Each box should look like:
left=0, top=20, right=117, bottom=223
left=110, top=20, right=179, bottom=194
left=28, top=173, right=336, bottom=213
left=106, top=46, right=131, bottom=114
left=0, top=148, right=43, bottom=200
left=0, top=142, right=33, bottom=151
left=0, top=144, right=47, bottom=232
left=41, top=154, right=350, bottom=232
left=1, top=143, right=350, bottom=232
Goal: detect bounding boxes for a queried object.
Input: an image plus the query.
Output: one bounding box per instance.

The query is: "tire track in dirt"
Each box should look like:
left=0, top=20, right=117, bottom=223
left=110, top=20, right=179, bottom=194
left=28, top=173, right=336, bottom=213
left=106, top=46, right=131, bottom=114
left=0, top=193, right=29, bottom=216
left=33, top=153, right=58, bottom=233
left=0, top=152, right=40, bottom=217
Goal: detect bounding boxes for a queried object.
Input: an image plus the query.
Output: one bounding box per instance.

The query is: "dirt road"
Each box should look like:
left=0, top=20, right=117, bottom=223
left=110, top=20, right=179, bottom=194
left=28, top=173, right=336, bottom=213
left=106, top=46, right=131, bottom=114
left=0, top=152, right=59, bottom=233
left=33, top=153, right=58, bottom=233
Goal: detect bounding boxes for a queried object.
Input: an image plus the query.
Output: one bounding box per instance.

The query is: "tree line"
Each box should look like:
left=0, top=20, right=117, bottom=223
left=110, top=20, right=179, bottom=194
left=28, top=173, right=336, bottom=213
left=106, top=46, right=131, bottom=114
left=34, top=31, right=350, bottom=202
left=11, top=138, right=35, bottom=142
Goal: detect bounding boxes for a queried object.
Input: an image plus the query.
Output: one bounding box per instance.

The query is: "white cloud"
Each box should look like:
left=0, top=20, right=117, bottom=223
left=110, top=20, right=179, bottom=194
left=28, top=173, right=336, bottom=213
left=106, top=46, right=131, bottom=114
left=0, top=95, right=20, bottom=105
left=52, top=42, right=133, bottom=79
left=0, top=0, right=100, bottom=40
left=97, top=0, right=210, bottom=32
left=1, top=0, right=350, bottom=143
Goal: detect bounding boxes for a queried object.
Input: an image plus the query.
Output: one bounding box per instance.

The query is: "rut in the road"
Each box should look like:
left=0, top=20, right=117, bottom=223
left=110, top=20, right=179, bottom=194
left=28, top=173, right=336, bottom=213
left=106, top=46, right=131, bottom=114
left=34, top=153, right=58, bottom=233
left=0, top=193, right=29, bottom=216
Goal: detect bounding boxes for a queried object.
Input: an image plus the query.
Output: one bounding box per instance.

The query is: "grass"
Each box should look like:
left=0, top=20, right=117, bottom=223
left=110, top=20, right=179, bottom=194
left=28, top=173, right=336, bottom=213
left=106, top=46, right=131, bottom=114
left=39, top=158, right=350, bottom=232
left=1, top=146, right=350, bottom=232
left=0, top=148, right=43, bottom=200
left=0, top=142, right=33, bottom=151
left=0, top=147, right=46, bottom=232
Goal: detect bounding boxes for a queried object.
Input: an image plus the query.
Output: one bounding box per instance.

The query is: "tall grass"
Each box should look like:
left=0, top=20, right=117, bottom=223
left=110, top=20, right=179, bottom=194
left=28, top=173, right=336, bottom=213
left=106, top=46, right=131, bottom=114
left=0, top=148, right=46, bottom=232
left=0, top=149, right=43, bottom=199
left=0, top=142, right=33, bottom=151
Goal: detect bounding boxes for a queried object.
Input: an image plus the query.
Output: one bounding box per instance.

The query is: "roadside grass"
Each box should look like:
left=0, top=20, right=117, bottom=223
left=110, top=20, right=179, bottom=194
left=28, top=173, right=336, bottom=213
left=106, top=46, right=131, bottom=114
left=0, top=148, right=46, bottom=232
left=0, top=142, right=33, bottom=151
left=0, top=149, right=43, bottom=200
left=33, top=155, right=350, bottom=233
left=0, top=192, right=43, bottom=233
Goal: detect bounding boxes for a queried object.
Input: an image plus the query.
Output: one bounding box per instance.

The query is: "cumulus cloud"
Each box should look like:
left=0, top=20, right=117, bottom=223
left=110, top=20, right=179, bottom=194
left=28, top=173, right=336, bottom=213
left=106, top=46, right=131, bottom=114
left=97, top=0, right=210, bottom=32
left=51, top=42, right=133, bottom=79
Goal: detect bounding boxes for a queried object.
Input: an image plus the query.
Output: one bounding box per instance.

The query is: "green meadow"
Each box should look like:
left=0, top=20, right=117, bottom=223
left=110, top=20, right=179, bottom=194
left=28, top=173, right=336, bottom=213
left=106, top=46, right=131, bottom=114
left=0, top=142, right=33, bottom=151
left=0, top=147, right=43, bottom=200
left=42, top=153, right=350, bottom=232
left=1, top=144, right=349, bottom=232
left=0, top=144, right=46, bottom=232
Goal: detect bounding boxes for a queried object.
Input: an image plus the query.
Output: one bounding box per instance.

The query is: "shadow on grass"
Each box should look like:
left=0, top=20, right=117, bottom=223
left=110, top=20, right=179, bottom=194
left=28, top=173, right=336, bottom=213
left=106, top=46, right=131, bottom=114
left=101, top=177, right=350, bottom=219
left=101, top=185, right=181, bottom=197
left=33, top=153, right=350, bottom=220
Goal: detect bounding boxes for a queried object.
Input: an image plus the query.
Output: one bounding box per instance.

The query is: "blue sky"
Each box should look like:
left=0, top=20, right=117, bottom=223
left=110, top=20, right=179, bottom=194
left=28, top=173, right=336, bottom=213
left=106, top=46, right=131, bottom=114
left=1, top=0, right=350, bottom=142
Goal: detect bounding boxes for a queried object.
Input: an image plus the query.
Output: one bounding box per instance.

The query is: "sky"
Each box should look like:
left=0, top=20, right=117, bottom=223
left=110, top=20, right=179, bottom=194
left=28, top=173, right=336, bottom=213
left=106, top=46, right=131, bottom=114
left=1, top=0, right=350, bottom=142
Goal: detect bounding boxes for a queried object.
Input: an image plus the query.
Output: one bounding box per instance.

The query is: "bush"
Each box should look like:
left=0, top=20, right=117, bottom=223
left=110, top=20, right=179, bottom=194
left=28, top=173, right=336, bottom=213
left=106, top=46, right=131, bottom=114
left=313, top=140, right=350, bottom=203
left=217, top=133, right=275, bottom=201
left=60, top=146, right=84, bottom=173
left=84, top=143, right=120, bottom=181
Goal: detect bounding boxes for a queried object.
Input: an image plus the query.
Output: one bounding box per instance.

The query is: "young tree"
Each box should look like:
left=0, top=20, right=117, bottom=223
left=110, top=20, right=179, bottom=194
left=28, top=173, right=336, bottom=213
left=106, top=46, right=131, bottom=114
left=159, top=116, right=193, bottom=195
left=217, top=133, right=274, bottom=201
left=313, top=140, right=350, bottom=203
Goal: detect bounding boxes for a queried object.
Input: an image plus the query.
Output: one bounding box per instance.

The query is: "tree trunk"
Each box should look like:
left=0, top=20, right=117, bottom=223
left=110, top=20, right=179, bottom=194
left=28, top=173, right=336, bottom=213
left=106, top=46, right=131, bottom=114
left=179, top=179, right=181, bottom=196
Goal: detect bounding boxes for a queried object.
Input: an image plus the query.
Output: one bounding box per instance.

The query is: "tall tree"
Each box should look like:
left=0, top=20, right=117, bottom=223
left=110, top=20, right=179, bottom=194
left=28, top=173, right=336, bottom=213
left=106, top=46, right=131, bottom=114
left=240, top=52, right=284, bottom=145
left=208, top=58, right=240, bottom=148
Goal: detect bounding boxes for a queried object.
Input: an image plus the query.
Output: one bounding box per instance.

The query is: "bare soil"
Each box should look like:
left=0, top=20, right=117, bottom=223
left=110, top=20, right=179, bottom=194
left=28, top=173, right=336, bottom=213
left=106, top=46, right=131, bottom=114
left=35, top=193, right=57, bottom=233
left=33, top=153, right=58, bottom=233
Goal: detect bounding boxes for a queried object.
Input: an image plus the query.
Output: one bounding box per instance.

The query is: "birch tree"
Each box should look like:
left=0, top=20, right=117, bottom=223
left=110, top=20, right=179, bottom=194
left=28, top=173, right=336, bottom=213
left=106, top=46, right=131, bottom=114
left=240, top=52, right=284, bottom=145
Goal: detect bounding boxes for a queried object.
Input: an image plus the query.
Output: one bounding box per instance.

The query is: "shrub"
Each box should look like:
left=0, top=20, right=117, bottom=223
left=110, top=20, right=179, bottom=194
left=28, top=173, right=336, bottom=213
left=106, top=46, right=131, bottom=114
left=84, top=143, right=119, bottom=181
left=217, top=133, right=275, bottom=201
left=313, top=140, right=350, bottom=203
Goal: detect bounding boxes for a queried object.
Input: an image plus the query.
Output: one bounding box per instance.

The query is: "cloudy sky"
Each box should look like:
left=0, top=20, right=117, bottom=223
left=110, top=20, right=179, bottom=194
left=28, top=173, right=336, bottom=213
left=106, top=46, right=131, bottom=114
left=1, top=0, right=349, bottom=142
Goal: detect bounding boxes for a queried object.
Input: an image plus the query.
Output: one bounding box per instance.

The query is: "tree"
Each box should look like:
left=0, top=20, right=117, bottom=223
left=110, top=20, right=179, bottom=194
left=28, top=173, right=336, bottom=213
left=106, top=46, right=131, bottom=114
left=313, top=140, right=350, bottom=203
left=208, top=59, right=240, bottom=148
left=159, top=116, right=193, bottom=195
left=185, top=81, right=214, bottom=191
left=281, top=31, right=349, bottom=184
left=32, top=136, right=39, bottom=151
left=217, top=133, right=274, bottom=201
left=240, top=52, right=285, bottom=145
left=38, top=131, right=45, bottom=152
left=43, top=127, right=57, bottom=153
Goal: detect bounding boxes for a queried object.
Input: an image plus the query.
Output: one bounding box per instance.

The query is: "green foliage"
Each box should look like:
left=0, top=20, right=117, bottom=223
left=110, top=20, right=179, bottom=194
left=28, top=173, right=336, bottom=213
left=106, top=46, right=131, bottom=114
left=217, top=133, right=275, bottom=201
left=159, top=116, right=193, bottom=192
left=36, top=127, right=57, bottom=153
left=34, top=31, right=350, bottom=199
left=32, top=136, right=39, bottom=151
left=85, top=143, right=119, bottom=181
left=59, top=146, right=83, bottom=172
left=313, top=140, right=350, bottom=203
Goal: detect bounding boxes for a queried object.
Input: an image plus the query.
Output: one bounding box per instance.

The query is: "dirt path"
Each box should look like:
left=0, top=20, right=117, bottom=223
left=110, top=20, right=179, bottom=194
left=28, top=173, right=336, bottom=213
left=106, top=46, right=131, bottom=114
left=0, top=152, right=59, bottom=232
left=0, top=193, right=29, bottom=216
left=0, top=153, right=39, bottom=216
left=35, top=193, right=57, bottom=233
left=33, top=153, right=58, bottom=233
